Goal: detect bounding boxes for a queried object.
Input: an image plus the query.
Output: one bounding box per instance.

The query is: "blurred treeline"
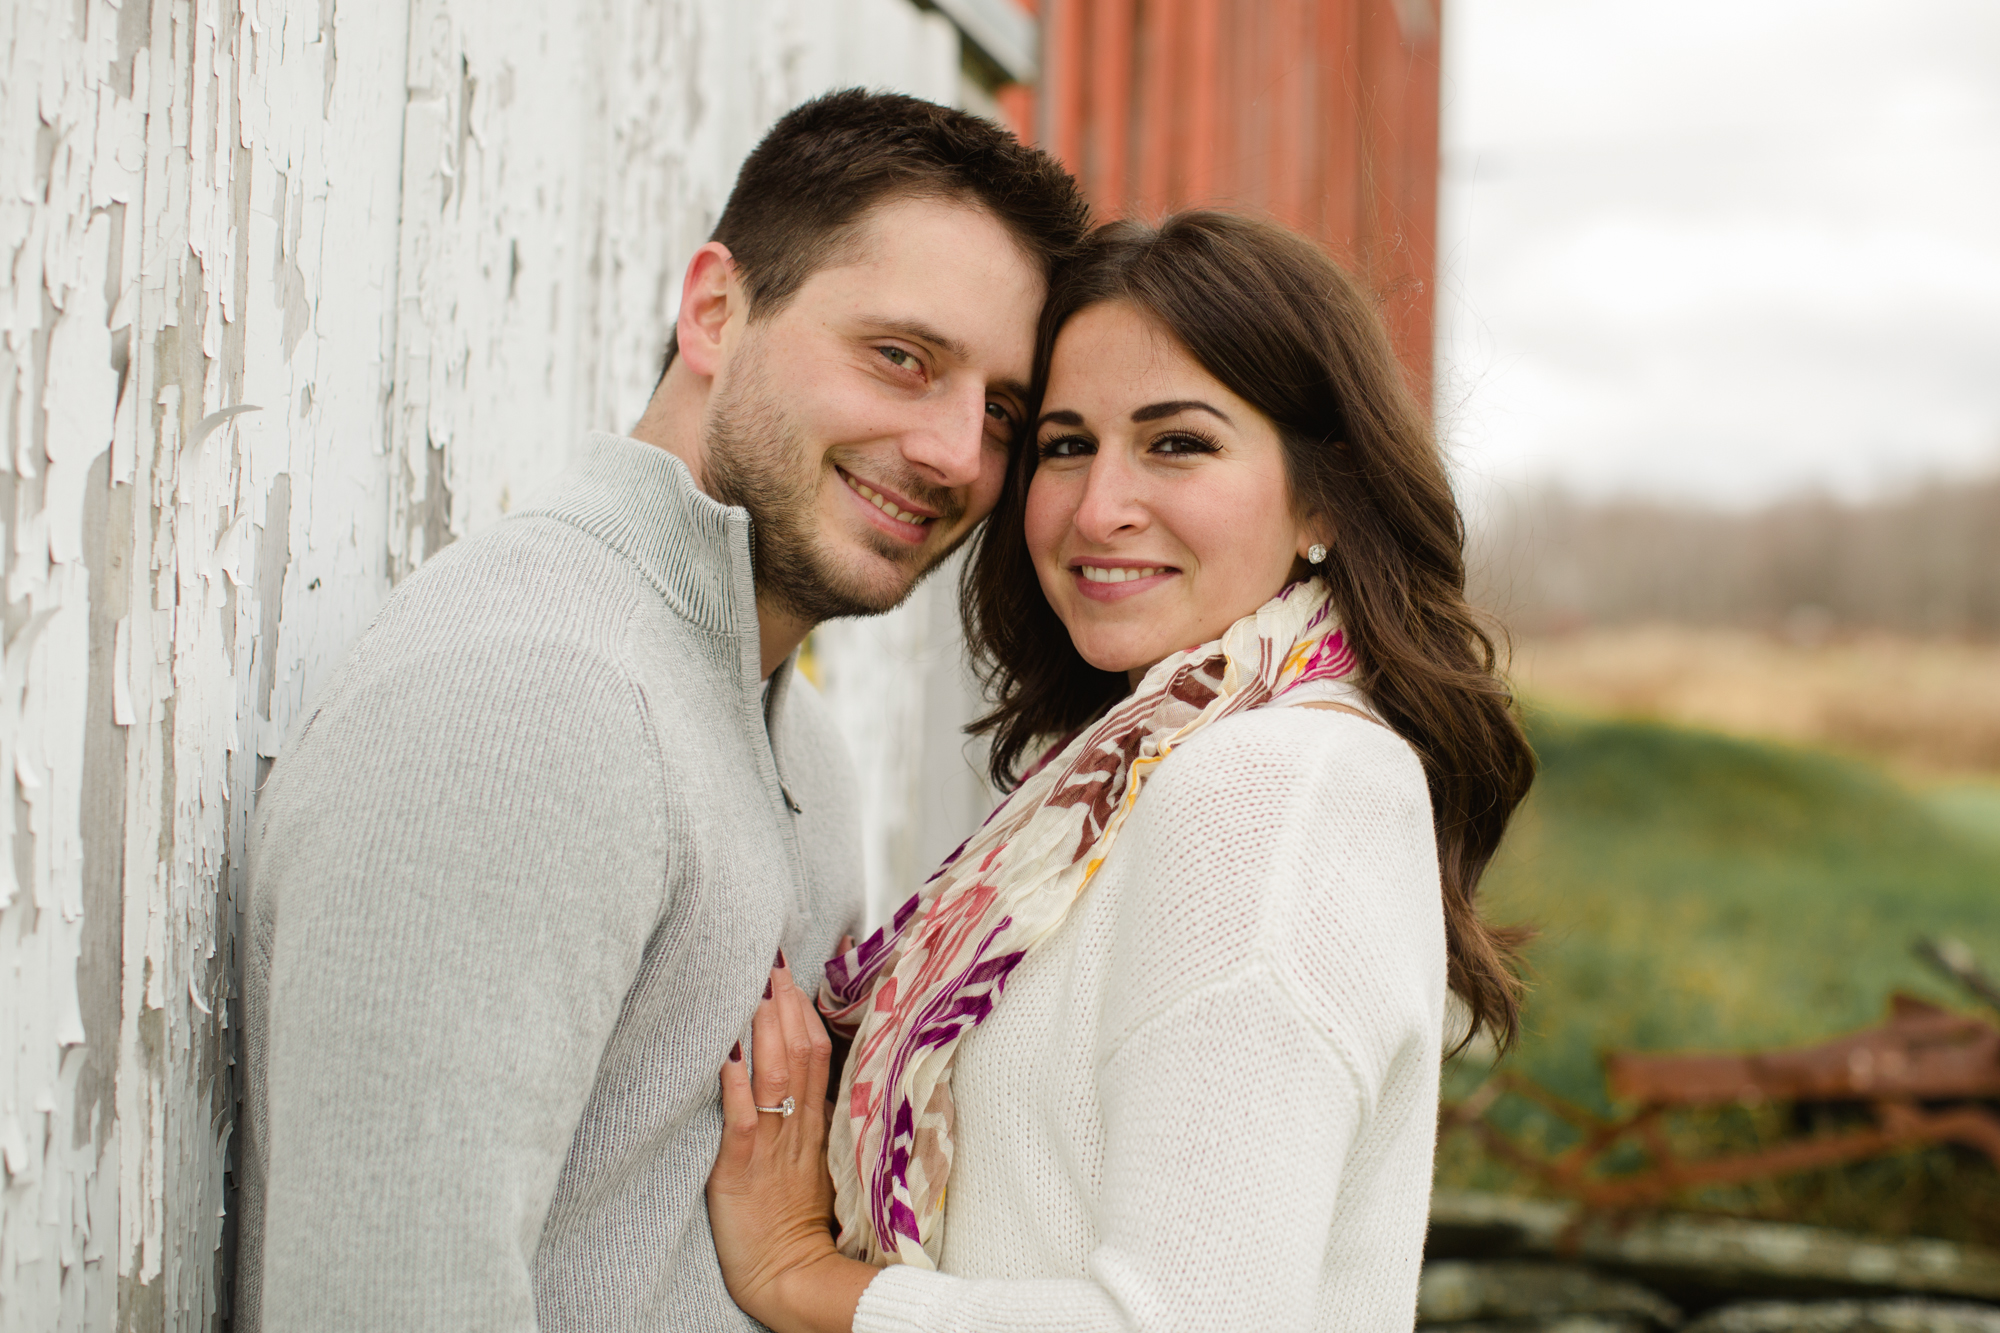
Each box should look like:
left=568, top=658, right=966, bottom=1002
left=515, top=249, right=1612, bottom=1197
left=1470, top=471, right=2000, bottom=636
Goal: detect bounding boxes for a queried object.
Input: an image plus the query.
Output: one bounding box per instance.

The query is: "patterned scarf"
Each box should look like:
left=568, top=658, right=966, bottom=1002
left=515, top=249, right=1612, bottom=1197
left=817, top=578, right=1360, bottom=1268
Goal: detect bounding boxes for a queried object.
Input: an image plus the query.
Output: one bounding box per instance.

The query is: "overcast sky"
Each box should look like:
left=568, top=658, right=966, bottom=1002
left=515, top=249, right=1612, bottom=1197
left=1436, top=0, right=2000, bottom=507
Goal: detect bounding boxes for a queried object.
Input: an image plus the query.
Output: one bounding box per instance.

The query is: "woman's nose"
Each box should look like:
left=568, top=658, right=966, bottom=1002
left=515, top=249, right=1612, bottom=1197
left=1070, top=448, right=1149, bottom=544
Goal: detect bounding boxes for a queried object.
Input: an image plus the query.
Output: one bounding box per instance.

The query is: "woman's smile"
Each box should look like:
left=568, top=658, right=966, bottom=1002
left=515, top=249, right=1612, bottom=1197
left=1025, top=300, right=1321, bottom=682
left=1070, top=559, right=1179, bottom=601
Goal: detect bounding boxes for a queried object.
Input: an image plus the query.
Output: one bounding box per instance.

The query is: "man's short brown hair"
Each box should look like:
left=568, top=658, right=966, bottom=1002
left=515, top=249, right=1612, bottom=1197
left=662, top=88, right=1090, bottom=374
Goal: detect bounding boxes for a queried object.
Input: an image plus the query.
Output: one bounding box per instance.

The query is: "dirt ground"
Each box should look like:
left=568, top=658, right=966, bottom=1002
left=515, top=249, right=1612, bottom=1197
left=1504, top=625, right=2000, bottom=781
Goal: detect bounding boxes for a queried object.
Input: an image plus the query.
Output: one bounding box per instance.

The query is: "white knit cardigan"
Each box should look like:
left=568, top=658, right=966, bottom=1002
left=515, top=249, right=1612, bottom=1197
left=850, top=702, right=1448, bottom=1333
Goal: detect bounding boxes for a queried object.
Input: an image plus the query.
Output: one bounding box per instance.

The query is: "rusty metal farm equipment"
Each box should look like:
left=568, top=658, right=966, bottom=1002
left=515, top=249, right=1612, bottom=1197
left=1447, top=942, right=2000, bottom=1210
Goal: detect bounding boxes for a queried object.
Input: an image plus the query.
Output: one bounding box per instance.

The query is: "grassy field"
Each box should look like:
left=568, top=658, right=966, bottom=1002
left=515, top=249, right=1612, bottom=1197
left=1507, top=625, right=2000, bottom=779
left=1437, top=704, right=2000, bottom=1242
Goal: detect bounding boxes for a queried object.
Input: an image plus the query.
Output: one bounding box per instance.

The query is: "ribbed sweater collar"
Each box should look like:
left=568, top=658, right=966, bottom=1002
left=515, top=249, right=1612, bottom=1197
left=519, top=433, right=757, bottom=640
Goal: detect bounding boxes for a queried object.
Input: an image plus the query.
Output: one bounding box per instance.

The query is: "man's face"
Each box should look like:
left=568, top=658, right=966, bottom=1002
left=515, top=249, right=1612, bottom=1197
left=701, top=195, right=1045, bottom=623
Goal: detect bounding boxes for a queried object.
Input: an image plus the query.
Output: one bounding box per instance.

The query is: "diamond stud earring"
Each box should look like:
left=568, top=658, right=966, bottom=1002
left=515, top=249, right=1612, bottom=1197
left=1307, top=543, right=1328, bottom=564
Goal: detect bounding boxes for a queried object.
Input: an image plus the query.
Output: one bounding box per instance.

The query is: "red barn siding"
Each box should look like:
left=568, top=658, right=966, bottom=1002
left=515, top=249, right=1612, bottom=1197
left=1006, top=0, right=1441, bottom=398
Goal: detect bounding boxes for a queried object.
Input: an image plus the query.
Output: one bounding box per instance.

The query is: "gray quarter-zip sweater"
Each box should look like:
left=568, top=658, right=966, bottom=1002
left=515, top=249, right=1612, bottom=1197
left=239, top=434, right=863, bottom=1331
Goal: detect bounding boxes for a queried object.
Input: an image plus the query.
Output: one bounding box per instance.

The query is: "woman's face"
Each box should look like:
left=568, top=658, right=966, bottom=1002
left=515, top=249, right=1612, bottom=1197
left=1025, top=301, right=1323, bottom=686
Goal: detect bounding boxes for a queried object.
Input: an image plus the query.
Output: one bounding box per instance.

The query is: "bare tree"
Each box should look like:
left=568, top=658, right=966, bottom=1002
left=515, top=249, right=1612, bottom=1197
left=1470, top=473, right=2000, bottom=636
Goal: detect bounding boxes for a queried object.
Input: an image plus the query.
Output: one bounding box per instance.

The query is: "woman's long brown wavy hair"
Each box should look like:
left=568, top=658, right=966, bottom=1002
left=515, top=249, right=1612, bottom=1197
left=961, top=211, right=1536, bottom=1051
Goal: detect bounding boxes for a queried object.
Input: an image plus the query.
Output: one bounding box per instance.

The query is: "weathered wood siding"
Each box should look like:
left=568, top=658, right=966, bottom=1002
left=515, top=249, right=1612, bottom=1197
left=0, top=1, right=965, bottom=1327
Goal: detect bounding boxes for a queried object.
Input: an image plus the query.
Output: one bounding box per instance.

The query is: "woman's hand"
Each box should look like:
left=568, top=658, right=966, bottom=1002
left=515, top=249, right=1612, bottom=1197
left=708, top=953, right=877, bottom=1333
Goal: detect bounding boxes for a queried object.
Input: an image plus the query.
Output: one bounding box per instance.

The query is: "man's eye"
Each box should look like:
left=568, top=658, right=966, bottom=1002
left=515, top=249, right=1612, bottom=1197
left=878, top=347, right=920, bottom=371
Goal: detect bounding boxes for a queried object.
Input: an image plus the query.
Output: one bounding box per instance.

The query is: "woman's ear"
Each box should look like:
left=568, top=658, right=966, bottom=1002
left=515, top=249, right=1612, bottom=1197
left=1297, top=518, right=1335, bottom=565
left=674, top=243, right=738, bottom=380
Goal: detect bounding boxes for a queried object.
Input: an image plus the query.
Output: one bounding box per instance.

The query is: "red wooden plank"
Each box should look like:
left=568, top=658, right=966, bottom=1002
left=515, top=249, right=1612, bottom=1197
left=1024, top=0, right=1439, bottom=399
left=1087, top=0, right=1136, bottom=215
left=997, top=83, right=1036, bottom=143
left=1185, top=0, right=1222, bottom=204
left=1134, top=0, right=1183, bottom=219
left=1267, top=0, right=1306, bottom=231
left=1048, top=0, right=1090, bottom=178
left=1317, top=0, right=1362, bottom=256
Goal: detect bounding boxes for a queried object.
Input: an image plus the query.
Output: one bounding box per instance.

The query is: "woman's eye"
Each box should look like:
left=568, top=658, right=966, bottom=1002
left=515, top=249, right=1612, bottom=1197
left=1153, top=432, right=1220, bottom=456
left=1037, top=434, right=1094, bottom=459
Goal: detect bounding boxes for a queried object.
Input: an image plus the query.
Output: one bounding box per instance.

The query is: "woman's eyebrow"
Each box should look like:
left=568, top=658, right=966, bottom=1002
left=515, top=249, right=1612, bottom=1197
left=1131, top=400, right=1232, bottom=425
left=1037, top=409, right=1085, bottom=427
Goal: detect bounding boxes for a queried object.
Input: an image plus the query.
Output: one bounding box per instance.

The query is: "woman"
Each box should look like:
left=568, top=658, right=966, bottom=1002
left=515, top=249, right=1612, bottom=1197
left=705, top=211, right=1534, bottom=1333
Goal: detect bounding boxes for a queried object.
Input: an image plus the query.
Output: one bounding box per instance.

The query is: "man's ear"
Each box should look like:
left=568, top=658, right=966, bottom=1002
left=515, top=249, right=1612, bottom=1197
left=675, top=242, right=738, bottom=379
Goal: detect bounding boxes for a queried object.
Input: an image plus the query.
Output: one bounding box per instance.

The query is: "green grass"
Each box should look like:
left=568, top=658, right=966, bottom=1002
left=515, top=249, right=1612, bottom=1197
left=1437, top=708, right=2000, bottom=1241
left=1924, top=780, right=2000, bottom=849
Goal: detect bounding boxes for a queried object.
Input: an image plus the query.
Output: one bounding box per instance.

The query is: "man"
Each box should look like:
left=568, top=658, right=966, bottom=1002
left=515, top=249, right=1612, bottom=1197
left=239, top=90, right=1088, bottom=1331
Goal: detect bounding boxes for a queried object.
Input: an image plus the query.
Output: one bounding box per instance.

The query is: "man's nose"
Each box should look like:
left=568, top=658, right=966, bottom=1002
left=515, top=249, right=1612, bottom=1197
left=898, top=387, right=990, bottom=490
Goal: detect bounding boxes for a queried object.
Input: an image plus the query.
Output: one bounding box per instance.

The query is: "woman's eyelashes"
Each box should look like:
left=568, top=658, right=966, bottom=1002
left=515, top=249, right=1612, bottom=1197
left=1152, top=428, right=1221, bottom=456
left=1035, top=429, right=1223, bottom=461
left=1038, top=432, right=1094, bottom=460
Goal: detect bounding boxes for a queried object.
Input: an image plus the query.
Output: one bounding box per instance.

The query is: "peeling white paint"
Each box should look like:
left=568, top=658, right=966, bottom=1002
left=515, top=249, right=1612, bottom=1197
left=0, top=0, right=980, bottom=1327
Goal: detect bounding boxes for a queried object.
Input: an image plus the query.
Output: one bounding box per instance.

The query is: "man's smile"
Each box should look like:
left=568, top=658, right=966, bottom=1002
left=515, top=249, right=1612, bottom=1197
left=837, top=466, right=940, bottom=545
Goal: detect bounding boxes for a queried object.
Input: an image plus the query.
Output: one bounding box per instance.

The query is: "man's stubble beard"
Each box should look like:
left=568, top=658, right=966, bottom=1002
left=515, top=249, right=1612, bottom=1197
left=701, top=345, right=972, bottom=626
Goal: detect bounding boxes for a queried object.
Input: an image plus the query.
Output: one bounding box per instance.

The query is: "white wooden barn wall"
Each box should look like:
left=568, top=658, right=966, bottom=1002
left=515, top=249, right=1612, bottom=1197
left=0, top=0, right=993, bottom=1326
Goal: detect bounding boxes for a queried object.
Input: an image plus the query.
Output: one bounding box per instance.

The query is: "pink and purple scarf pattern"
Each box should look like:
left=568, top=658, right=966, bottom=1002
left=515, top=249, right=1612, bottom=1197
left=817, top=580, right=1360, bottom=1268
